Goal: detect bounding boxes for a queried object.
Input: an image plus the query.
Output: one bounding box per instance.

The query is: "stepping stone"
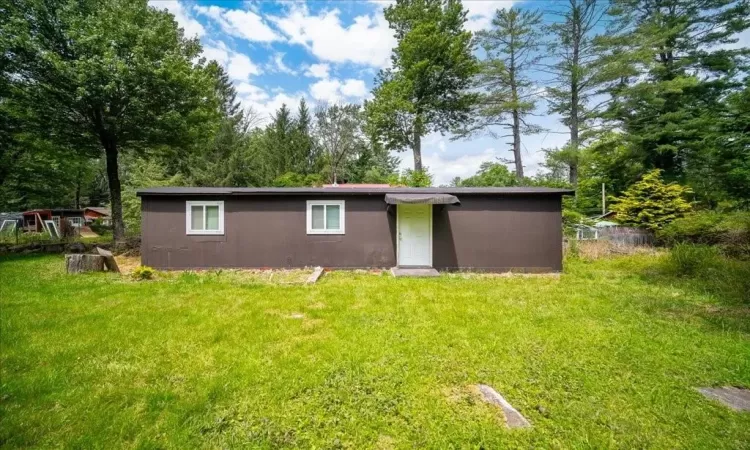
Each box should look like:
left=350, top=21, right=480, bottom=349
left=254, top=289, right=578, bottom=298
left=390, top=267, right=439, bottom=277
left=307, top=266, right=324, bottom=284
left=477, top=384, right=531, bottom=429
left=697, top=387, right=750, bottom=411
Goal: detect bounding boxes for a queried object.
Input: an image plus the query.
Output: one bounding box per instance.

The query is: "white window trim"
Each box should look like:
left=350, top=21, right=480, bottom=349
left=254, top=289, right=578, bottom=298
left=186, top=201, right=225, bottom=235
left=306, top=200, right=345, bottom=235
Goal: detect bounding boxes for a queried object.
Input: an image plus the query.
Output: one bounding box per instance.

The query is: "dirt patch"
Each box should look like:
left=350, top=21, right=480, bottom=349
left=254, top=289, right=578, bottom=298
left=115, top=256, right=142, bottom=275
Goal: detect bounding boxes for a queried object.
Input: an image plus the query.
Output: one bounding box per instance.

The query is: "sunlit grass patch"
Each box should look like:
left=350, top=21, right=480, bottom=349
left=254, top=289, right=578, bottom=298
left=1, top=253, right=749, bottom=448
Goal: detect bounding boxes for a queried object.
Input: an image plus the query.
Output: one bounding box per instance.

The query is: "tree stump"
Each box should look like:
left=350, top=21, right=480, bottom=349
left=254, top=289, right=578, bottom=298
left=96, top=247, right=120, bottom=273
left=65, top=254, right=105, bottom=273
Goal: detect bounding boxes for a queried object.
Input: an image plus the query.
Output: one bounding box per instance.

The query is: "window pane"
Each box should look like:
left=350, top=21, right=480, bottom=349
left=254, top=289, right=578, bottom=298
left=205, top=205, right=220, bottom=230
left=311, top=205, right=325, bottom=229
left=326, top=205, right=340, bottom=230
left=191, top=205, right=203, bottom=230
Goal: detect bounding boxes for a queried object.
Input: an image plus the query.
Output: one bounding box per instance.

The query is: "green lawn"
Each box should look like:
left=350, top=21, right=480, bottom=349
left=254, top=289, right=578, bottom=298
left=1, top=254, right=749, bottom=448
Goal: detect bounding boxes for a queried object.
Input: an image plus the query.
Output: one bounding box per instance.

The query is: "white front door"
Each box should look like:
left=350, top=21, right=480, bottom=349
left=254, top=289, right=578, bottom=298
left=398, top=204, right=432, bottom=267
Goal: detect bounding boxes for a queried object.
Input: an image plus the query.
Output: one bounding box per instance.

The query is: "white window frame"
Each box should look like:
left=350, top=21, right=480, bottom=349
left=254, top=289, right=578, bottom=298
left=186, top=201, right=225, bottom=235
left=67, top=217, right=83, bottom=227
left=306, top=200, right=345, bottom=235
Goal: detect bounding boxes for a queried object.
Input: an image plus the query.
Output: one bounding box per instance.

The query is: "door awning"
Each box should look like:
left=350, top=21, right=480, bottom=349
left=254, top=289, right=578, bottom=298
left=384, top=193, right=460, bottom=205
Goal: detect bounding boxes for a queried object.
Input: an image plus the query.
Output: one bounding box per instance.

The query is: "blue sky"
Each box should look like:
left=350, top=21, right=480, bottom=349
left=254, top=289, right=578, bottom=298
left=149, top=0, right=750, bottom=186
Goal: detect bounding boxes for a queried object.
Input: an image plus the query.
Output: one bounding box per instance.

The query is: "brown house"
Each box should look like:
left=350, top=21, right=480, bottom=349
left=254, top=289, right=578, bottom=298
left=137, top=187, right=573, bottom=272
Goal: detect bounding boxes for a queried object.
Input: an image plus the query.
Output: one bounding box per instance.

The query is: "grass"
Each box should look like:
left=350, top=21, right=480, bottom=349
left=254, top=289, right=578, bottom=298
left=1, top=254, right=749, bottom=448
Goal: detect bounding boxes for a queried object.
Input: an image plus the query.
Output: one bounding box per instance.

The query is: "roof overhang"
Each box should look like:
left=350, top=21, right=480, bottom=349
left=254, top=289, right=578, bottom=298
left=137, top=187, right=575, bottom=197
left=384, top=193, right=460, bottom=205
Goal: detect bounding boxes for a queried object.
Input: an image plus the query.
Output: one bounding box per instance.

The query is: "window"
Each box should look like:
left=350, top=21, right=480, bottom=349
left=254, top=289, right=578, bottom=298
left=186, top=201, right=224, bottom=235
left=52, top=216, right=61, bottom=229
left=306, top=200, right=345, bottom=235
left=67, top=217, right=83, bottom=227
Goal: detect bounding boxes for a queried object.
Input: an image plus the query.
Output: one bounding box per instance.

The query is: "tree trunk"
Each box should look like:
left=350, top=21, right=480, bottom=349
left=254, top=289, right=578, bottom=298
left=511, top=109, right=524, bottom=179
left=412, top=118, right=423, bottom=173
left=569, top=6, right=580, bottom=189
left=66, top=254, right=105, bottom=273
left=104, top=140, right=126, bottom=244
left=569, top=89, right=579, bottom=188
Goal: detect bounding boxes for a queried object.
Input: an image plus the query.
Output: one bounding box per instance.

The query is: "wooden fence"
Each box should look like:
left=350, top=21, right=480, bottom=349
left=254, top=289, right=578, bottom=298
left=575, top=226, right=654, bottom=246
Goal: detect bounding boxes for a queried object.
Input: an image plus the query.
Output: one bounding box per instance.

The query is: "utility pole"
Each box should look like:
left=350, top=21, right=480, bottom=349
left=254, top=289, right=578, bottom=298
left=601, top=183, right=606, bottom=216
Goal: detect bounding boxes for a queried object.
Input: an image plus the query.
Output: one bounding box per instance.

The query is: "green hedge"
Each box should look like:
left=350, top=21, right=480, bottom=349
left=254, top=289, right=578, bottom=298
left=658, top=211, right=750, bottom=259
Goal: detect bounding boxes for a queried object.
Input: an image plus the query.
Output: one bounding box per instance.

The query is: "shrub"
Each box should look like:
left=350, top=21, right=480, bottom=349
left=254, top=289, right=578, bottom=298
left=89, top=219, right=112, bottom=235
left=131, top=265, right=155, bottom=281
left=659, top=211, right=750, bottom=259
left=611, top=169, right=692, bottom=231
left=666, top=244, right=722, bottom=276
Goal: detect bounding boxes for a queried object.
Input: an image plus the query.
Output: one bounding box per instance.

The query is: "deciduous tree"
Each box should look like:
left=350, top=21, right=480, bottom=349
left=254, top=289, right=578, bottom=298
left=5, top=0, right=219, bottom=243
left=367, top=0, right=478, bottom=173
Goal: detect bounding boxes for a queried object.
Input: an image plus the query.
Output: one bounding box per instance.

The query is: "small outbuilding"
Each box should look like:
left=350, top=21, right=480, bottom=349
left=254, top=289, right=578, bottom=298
left=137, top=186, right=573, bottom=272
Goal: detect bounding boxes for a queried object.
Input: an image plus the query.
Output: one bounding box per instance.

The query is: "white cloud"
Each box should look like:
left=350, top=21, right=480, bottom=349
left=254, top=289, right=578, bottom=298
left=304, top=63, right=330, bottom=79
left=194, top=5, right=282, bottom=42
left=340, top=79, right=368, bottom=98
left=269, top=53, right=297, bottom=75
left=463, top=1, right=515, bottom=32
left=202, top=40, right=230, bottom=65
left=310, top=78, right=369, bottom=103
left=201, top=40, right=261, bottom=81
left=270, top=5, right=395, bottom=68
left=149, top=0, right=205, bottom=37
left=226, top=53, right=261, bottom=81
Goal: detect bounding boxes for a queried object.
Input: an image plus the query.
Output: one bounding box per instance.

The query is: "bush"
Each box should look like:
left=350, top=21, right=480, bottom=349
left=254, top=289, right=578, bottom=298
left=666, top=244, right=722, bottom=276
left=658, top=211, right=750, bottom=259
left=89, top=219, right=112, bottom=235
left=611, top=169, right=692, bottom=231
left=131, top=265, right=155, bottom=281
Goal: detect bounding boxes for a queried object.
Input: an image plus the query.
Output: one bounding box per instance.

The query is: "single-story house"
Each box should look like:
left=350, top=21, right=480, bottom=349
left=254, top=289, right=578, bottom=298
left=21, top=209, right=86, bottom=232
left=137, top=186, right=574, bottom=272
left=83, top=207, right=111, bottom=225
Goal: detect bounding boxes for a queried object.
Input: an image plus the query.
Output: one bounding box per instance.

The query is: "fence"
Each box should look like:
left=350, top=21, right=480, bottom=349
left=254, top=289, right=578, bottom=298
left=575, top=225, right=654, bottom=246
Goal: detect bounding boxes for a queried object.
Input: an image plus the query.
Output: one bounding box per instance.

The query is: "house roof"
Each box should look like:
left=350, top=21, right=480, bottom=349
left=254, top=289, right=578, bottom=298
left=137, top=186, right=575, bottom=197
left=84, top=207, right=111, bottom=216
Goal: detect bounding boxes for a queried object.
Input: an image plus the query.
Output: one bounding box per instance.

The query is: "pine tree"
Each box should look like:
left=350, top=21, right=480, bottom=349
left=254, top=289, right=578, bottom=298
left=456, top=7, right=544, bottom=179
left=611, top=169, right=692, bottom=231
left=597, top=0, right=750, bottom=186
left=545, top=0, right=606, bottom=186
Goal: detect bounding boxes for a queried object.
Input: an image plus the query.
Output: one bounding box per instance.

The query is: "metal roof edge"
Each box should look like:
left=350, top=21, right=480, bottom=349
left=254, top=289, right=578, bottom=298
left=136, top=186, right=575, bottom=197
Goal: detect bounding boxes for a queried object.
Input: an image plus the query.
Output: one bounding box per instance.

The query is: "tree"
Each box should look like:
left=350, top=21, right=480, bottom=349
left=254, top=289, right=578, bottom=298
left=315, top=104, right=367, bottom=184
left=457, top=7, right=544, bottom=179
left=545, top=0, right=606, bottom=186
left=5, top=0, right=219, bottom=243
left=710, top=79, right=750, bottom=207
left=456, top=162, right=519, bottom=187
left=262, top=104, right=296, bottom=180
left=611, top=169, right=693, bottom=231
left=389, top=169, right=433, bottom=187
left=120, top=157, right=184, bottom=234
left=293, top=99, right=320, bottom=175
left=596, top=0, right=750, bottom=191
left=367, top=0, right=478, bottom=172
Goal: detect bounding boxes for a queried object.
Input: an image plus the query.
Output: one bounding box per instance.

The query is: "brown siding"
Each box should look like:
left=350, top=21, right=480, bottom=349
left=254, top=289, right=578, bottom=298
left=141, top=194, right=563, bottom=272
left=432, top=195, right=563, bottom=272
left=141, top=195, right=396, bottom=269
